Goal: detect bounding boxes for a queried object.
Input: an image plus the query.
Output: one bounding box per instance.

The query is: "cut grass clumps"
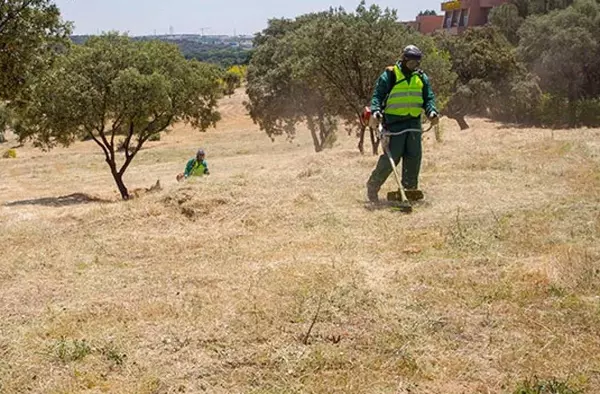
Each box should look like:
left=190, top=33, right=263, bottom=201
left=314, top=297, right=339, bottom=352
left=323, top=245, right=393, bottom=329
left=100, top=342, right=127, bottom=366
left=443, top=208, right=506, bottom=256
left=53, top=337, right=92, bottom=363
left=52, top=337, right=127, bottom=366
left=513, top=376, right=585, bottom=394
left=297, top=168, right=322, bottom=179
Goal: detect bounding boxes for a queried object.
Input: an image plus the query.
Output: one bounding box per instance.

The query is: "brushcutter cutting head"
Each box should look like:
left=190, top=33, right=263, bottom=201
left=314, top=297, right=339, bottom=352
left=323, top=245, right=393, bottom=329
left=387, top=192, right=414, bottom=213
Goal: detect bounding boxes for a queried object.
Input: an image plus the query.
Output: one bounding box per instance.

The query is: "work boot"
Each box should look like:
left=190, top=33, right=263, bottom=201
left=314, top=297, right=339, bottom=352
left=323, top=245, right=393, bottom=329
left=367, top=182, right=379, bottom=203
left=404, top=189, right=424, bottom=201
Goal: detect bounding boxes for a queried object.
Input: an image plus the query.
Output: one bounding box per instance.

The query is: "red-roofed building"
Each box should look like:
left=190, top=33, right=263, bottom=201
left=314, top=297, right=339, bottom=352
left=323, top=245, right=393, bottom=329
left=441, top=0, right=511, bottom=34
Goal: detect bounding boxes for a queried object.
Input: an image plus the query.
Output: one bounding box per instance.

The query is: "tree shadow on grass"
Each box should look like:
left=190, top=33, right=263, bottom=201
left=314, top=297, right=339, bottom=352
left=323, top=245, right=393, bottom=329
left=4, top=193, right=113, bottom=207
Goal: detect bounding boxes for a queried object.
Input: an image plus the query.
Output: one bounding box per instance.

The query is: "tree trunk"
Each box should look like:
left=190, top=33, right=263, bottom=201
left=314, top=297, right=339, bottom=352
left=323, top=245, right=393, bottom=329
left=452, top=115, right=470, bottom=130
left=357, top=124, right=366, bottom=154
left=306, top=116, right=323, bottom=153
left=317, top=112, right=333, bottom=150
left=107, top=160, right=130, bottom=200
left=113, top=172, right=130, bottom=200
left=318, top=115, right=327, bottom=147
left=369, top=127, right=380, bottom=155
left=567, top=82, right=577, bottom=128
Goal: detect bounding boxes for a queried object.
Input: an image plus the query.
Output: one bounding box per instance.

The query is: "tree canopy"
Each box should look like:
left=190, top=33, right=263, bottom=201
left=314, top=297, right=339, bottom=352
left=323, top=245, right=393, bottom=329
left=15, top=34, right=222, bottom=199
left=517, top=0, right=600, bottom=125
left=0, top=0, right=72, bottom=101
left=436, top=0, right=600, bottom=128
left=438, top=26, right=541, bottom=127
left=509, top=0, right=575, bottom=18
left=0, top=0, right=72, bottom=140
left=246, top=2, right=454, bottom=153
left=489, top=3, right=525, bottom=45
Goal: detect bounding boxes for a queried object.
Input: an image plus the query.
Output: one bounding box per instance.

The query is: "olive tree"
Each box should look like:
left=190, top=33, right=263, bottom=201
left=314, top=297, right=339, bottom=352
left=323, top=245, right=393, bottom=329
left=437, top=26, right=541, bottom=128
left=518, top=0, right=600, bottom=126
left=16, top=34, right=222, bottom=199
left=245, top=13, right=338, bottom=153
left=489, top=3, right=524, bottom=44
left=246, top=2, right=454, bottom=154
left=0, top=0, right=71, bottom=141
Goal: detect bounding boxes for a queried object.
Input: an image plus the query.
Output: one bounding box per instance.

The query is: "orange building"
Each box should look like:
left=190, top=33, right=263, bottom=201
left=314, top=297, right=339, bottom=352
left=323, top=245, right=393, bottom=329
left=417, top=15, right=445, bottom=34
left=401, top=14, right=444, bottom=35
left=441, top=0, right=510, bottom=33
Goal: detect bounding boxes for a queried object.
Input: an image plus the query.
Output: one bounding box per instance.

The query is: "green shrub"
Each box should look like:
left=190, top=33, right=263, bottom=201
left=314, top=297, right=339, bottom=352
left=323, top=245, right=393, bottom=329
left=575, top=98, right=600, bottom=127
left=148, top=133, right=161, bottom=141
left=537, top=94, right=569, bottom=127
left=223, top=70, right=242, bottom=96
left=1, top=103, right=13, bottom=143
left=513, top=377, right=584, bottom=394
left=536, top=95, right=600, bottom=128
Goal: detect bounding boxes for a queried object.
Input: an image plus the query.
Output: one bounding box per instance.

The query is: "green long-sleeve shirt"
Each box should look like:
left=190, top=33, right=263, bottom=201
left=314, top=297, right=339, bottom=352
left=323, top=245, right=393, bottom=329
left=371, top=62, right=437, bottom=132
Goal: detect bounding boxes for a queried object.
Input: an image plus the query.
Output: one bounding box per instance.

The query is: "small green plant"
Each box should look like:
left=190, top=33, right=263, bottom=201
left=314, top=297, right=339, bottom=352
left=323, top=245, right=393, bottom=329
left=2, top=149, right=16, bottom=158
left=53, top=338, right=92, bottom=363
left=148, top=133, right=161, bottom=142
left=101, top=344, right=127, bottom=366
left=513, top=376, right=584, bottom=394
left=547, top=284, right=567, bottom=297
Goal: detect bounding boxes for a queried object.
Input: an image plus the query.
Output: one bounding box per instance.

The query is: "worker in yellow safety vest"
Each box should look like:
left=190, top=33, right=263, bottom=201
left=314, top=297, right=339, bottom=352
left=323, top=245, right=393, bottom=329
left=366, top=45, right=439, bottom=203
left=177, top=149, right=210, bottom=182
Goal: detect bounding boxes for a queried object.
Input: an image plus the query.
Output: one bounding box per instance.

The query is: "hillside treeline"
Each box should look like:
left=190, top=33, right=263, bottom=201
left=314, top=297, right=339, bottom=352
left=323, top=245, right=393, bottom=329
left=244, top=0, right=600, bottom=152
left=71, top=35, right=252, bottom=68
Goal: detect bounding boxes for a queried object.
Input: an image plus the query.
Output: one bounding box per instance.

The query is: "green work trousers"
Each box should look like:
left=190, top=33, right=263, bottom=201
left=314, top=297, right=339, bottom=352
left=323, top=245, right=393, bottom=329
left=367, top=130, right=422, bottom=192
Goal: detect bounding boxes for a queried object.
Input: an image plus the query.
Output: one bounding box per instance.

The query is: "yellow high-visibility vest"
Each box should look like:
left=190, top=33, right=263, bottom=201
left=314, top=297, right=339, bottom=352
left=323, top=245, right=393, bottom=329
left=384, top=65, right=424, bottom=118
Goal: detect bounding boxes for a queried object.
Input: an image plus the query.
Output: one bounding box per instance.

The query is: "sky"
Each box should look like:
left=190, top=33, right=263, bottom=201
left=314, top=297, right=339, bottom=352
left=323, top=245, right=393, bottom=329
left=54, top=0, right=441, bottom=36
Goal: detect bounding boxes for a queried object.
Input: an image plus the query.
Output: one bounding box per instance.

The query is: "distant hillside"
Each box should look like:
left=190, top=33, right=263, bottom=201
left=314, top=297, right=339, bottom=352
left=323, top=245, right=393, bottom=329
left=71, top=34, right=253, bottom=68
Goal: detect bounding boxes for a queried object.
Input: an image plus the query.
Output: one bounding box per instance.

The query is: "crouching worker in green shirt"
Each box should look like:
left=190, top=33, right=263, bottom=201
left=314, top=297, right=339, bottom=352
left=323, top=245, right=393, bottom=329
left=177, top=149, right=210, bottom=182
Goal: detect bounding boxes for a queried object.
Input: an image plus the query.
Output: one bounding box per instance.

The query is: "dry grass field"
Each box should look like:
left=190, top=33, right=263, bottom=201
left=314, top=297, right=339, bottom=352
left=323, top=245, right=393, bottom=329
left=1, top=89, right=599, bottom=393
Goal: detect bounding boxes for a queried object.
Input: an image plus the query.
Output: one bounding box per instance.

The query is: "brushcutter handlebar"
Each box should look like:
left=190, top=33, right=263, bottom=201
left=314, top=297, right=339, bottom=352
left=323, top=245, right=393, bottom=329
left=377, top=124, right=433, bottom=138
left=378, top=123, right=433, bottom=152
left=364, top=106, right=435, bottom=141
left=379, top=128, right=425, bottom=137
